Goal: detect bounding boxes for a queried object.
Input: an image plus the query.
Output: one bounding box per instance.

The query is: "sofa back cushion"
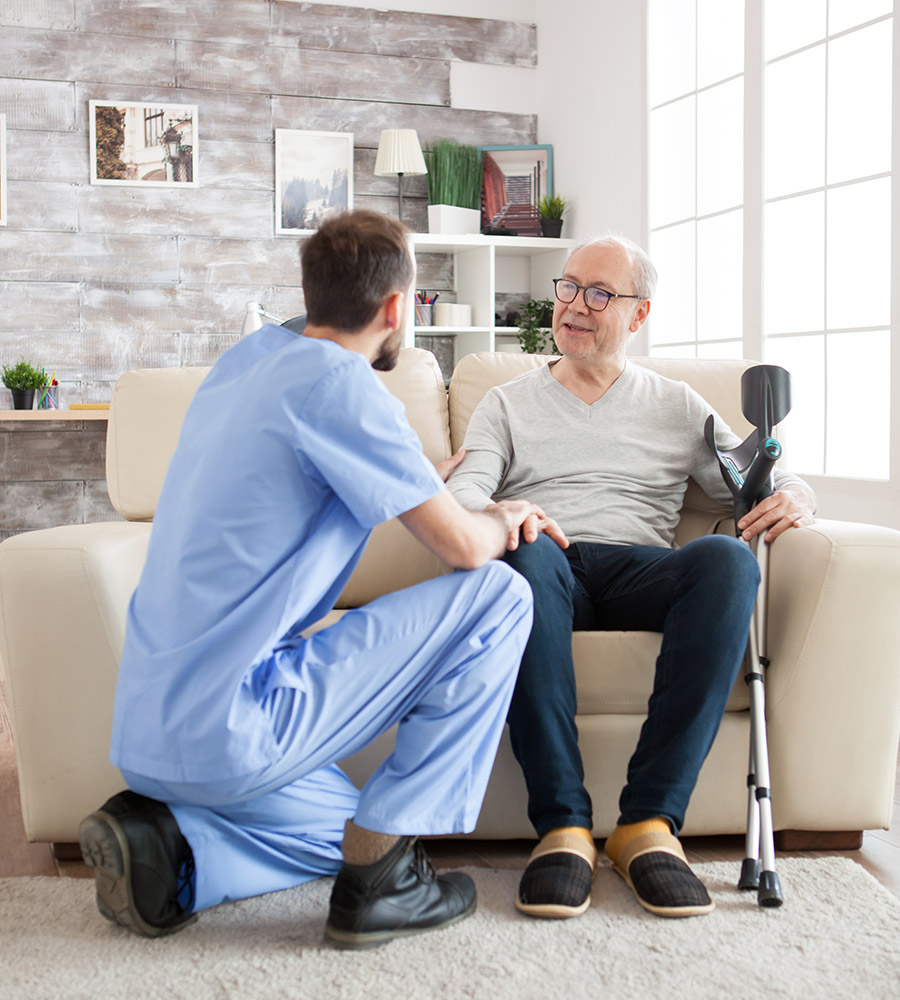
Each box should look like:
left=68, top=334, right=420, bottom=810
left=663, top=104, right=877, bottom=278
left=107, top=366, right=212, bottom=521
left=105, top=347, right=451, bottom=523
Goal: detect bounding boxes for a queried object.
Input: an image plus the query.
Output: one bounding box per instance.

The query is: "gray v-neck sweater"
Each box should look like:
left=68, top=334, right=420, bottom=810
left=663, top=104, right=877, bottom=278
left=447, top=362, right=808, bottom=548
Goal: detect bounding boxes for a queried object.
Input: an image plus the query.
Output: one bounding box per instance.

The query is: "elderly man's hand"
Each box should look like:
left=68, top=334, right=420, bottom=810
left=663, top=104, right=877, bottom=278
left=435, top=448, right=466, bottom=483
left=736, top=487, right=815, bottom=543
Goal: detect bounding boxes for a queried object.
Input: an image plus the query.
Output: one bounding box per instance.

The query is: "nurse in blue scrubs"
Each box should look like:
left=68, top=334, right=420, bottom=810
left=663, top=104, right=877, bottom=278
left=78, top=211, right=568, bottom=949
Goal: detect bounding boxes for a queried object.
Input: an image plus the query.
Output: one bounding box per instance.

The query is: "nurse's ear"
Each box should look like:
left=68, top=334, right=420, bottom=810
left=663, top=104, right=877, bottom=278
left=381, top=290, right=406, bottom=333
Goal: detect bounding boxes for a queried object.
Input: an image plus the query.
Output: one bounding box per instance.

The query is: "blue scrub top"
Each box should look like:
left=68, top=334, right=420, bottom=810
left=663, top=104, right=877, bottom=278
left=110, top=325, right=444, bottom=782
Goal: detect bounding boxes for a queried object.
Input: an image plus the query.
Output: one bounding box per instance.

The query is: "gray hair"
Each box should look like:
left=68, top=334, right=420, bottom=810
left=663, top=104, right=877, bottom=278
left=567, top=233, right=658, bottom=301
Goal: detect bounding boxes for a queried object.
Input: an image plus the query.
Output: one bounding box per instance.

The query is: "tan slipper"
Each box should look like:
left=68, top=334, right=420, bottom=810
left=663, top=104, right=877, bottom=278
left=609, top=830, right=715, bottom=917
left=516, top=830, right=598, bottom=919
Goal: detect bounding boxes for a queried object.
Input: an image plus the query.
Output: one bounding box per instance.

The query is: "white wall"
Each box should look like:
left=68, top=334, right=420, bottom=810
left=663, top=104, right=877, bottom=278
left=535, top=1, right=646, bottom=244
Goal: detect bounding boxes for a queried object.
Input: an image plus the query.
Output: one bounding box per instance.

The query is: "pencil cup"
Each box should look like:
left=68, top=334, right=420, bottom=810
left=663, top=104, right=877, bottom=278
left=414, top=303, right=433, bottom=326
left=36, top=385, right=59, bottom=409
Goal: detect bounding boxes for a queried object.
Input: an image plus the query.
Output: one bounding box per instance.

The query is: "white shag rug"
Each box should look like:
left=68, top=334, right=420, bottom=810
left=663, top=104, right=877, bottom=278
left=2, top=858, right=898, bottom=1000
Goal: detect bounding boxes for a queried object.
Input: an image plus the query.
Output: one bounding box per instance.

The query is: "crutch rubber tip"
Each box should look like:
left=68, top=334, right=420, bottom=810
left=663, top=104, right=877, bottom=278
left=757, top=870, right=783, bottom=908
left=738, top=858, right=760, bottom=891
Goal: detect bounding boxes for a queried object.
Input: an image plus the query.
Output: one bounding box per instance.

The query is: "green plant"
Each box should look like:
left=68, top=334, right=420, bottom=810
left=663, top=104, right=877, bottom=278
left=516, top=298, right=556, bottom=354
left=537, top=194, right=567, bottom=219
left=424, top=139, right=481, bottom=210
left=1, top=359, right=47, bottom=391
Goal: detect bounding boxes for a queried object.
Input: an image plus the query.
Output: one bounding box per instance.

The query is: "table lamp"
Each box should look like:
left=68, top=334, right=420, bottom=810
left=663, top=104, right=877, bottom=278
left=373, top=129, right=427, bottom=223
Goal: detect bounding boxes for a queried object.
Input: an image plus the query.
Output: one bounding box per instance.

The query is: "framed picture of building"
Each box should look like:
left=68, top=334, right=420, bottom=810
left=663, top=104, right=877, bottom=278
left=479, top=144, right=553, bottom=236
left=0, top=114, right=7, bottom=226
left=275, top=129, right=353, bottom=235
left=89, top=101, right=198, bottom=187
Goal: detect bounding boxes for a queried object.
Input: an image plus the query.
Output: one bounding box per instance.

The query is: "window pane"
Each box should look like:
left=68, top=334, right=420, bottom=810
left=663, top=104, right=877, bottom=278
left=765, top=46, right=825, bottom=198
left=826, top=330, right=890, bottom=478
left=648, top=0, right=696, bottom=106
left=697, top=79, right=744, bottom=215
left=826, top=178, right=891, bottom=330
left=827, top=20, right=893, bottom=184
left=765, top=0, right=827, bottom=59
left=649, top=222, right=696, bottom=346
left=764, top=335, right=826, bottom=474
left=829, top=0, right=892, bottom=33
left=649, top=98, right=696, bottom=227
left=764, top=193, right=825, bottom=334
left=649, top=343, right=698, bottom=359
left=698, top=0, right=745, bottom=88
left=697, top=210, right=743, bottom=340
left=696, top=339, right=744, bottom=359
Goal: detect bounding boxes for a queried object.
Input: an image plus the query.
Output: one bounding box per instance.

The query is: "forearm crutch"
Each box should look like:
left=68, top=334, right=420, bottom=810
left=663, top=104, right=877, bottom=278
left=704, top=364, right=791, bottom=909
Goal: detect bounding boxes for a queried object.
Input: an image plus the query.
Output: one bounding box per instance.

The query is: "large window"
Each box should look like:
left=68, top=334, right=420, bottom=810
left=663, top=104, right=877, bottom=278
left=646, top=0, right=894, bottom=481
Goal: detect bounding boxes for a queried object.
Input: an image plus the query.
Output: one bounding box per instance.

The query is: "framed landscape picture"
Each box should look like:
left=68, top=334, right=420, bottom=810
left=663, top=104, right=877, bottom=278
left=275, top=129, right=353, bottom=235
left=479, top=144, right=553, bottom=236
left=0, top=114, right=7, bottom=226
left=89, top=101, right=198, bottom=187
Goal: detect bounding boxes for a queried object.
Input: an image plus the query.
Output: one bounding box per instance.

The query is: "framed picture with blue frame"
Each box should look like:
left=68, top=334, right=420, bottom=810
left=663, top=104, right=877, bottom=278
left=478, top=144, right=553, bottom=236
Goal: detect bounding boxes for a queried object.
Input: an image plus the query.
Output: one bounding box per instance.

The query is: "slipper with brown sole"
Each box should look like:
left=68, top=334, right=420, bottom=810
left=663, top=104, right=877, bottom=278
left=516, top=831, right=598, bottom=919
left=609, top=830, right=715, bottom=918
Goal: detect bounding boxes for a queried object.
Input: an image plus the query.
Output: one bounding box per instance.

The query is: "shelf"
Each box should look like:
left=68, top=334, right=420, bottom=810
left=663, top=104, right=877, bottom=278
left=405, top=233, right=573, bottom=375
left=411, top=233, right=576, bottom=255
left=0, top=410, right=109, bottom=422
left=413, top=326, right=493, bottom=335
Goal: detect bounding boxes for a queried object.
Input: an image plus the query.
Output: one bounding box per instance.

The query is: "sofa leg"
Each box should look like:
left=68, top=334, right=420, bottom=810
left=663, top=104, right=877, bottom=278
left=774, top=830, right=863, bottom=851
left=52, top=842, right=84, bottom=862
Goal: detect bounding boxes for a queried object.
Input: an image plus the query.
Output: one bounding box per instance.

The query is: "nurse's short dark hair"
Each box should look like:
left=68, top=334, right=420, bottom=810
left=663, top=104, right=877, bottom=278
left=301, top=211, right=414, bottom=332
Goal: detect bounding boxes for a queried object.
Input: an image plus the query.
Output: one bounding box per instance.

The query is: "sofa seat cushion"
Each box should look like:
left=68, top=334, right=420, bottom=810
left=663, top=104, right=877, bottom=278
left=305, top=611, right=749, bottom=714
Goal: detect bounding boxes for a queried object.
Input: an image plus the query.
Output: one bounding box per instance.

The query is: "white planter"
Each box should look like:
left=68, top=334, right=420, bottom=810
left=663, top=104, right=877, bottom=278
left=427, top=204, right=482, bottom=235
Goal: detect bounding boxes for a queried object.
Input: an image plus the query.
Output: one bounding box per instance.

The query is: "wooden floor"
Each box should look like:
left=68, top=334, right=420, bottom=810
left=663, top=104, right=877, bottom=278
left=4, top=677, right=900, bottom=899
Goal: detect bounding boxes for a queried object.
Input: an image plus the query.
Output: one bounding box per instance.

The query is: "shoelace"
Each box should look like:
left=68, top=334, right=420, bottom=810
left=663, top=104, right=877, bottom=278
left=411, top=840, right=437, bottom=884
left=176, top=849, right=196, bottom=913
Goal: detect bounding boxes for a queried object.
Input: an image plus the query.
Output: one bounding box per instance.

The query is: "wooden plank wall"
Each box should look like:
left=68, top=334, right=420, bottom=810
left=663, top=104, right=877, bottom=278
left=0, top=0, right=537, bottom=534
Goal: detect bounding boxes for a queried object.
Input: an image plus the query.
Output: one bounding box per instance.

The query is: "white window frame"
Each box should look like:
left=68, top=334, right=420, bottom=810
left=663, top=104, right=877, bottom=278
left=638, top=1, right=900, bottom=523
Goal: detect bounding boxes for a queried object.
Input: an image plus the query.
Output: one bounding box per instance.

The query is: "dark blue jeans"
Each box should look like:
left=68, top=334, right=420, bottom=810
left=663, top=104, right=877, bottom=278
left=503, top=533, right=760, bottom=837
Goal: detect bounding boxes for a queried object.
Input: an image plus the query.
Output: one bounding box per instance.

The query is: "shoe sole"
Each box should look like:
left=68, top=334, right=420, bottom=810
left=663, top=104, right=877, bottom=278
left=324, top=893, right=477, bottom=949
left=78, top=811, right=197, bottom=938
left=515, top=895, right=592, bottom=919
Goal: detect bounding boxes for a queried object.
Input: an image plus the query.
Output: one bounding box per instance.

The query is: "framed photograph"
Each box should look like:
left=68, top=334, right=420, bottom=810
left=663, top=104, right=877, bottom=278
left=275, top=129, right=353, bottom=235
left=0, top=114, right=7, bottom=226
left=479, top=144, right=553, bottom=236
left=89, top=101, right=198, bottom=187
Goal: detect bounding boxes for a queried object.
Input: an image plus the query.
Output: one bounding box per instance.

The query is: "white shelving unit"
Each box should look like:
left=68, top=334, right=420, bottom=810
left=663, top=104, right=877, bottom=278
left=406, top=234, right=577, bottom=365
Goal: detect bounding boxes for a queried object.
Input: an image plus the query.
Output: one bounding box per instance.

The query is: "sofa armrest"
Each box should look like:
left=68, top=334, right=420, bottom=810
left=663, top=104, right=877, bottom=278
left=0, top=522, right=151, bottom=842
left=764, top=518, right=900, bottom=831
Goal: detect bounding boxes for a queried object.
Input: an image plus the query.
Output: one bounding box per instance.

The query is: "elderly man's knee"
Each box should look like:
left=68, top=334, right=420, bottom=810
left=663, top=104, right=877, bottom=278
left=686, top=534, right=760, bottom=593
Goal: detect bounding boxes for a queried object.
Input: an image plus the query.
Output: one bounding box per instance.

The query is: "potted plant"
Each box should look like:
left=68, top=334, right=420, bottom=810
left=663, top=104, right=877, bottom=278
left=424, top=139, right=482, bottom=235
left=2, top=359, right=47, bottom=410
left=516, top=298, right=556, bottom=354
left=537, top=194, right=567, bottom=238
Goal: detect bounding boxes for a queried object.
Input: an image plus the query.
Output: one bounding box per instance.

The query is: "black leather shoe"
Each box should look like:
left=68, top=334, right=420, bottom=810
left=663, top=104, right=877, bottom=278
left=78, top=789, right=197, bottom=938
left=325, top=837, right=476, bottom=949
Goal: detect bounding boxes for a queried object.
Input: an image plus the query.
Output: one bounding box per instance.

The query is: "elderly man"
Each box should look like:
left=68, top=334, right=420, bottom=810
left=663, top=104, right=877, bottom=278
left=78, top=211, right=566, bottom=948
left=448, top=234, right=815, bottom=919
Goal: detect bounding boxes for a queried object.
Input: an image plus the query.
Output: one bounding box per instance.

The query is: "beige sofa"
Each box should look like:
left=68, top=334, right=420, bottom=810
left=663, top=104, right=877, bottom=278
left=3, top=348, right=900, bottom=848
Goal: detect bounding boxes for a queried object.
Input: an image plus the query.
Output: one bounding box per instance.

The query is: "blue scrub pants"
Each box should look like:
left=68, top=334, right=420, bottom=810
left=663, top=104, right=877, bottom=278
left=123, top=561, right=531, bottom=913
left=502, top=534, right=760, bottom=837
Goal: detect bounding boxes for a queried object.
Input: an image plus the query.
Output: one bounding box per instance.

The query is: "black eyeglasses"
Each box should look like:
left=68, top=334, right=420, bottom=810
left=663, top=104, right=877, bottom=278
left=553, top=278, right=644, bottom=313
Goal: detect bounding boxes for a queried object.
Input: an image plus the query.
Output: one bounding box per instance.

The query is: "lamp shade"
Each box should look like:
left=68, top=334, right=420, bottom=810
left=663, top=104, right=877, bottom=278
left=373, top=129, right=427, bottom=177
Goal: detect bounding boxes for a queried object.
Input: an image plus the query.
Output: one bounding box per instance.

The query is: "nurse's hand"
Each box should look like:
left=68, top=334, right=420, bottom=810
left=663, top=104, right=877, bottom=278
left=435, top=448, right=466, bottom=482
left=486, top=500, right=569, bottom=552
